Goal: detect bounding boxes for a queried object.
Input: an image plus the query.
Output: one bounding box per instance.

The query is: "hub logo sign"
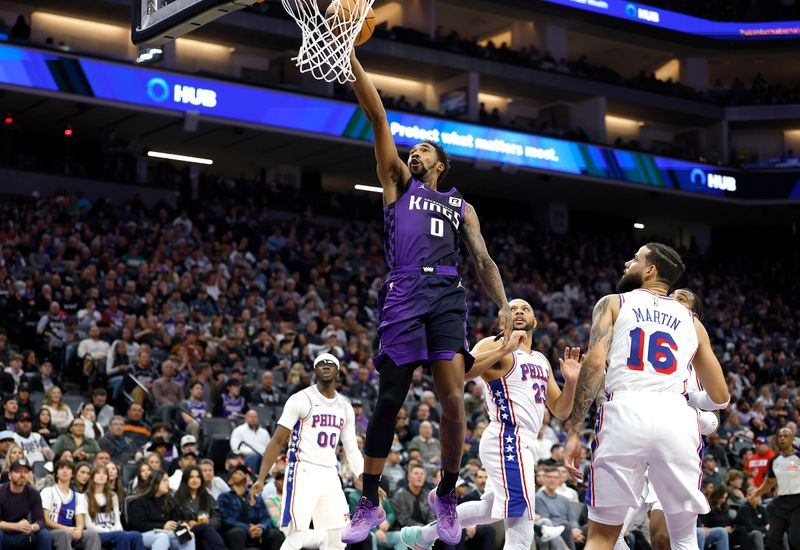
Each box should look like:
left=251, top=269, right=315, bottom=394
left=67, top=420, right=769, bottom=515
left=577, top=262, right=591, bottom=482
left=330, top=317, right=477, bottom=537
left=146, top=77, right=218, bottom=108
left=690, top=168, right=737, bottom=192
left=625, top=3, right=660, bottom=22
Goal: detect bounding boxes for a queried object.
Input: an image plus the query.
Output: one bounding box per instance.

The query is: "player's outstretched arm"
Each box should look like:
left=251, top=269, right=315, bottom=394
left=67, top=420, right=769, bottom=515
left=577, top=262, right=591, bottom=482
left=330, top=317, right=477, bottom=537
left=249, top=425, right=292, bottom=505
left=690, top=317, right=729, bottom=408
left=465, top=332, right=525, bottom=380
left=350, top=52, right=410, bottom=203
left=462, top=203, right=512, bottom=338
left=546, top=347, right=583, bottom=420
left=563, top=295, right=616, bottom=479
left=341, top=401, right=364, bottom=478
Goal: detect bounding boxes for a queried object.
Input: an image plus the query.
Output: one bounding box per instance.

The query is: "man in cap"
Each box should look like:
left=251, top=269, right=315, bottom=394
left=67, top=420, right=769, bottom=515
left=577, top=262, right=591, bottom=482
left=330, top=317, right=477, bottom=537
left=250, top=353, right=363, bottom=550
left=0, top=458, right=51, bottom=549
left=746, top=435, right=776, bottom=488
left=214, top=377, right=247, bottom=420
left=219, top=464, right=284, bottom=550
left=169, top=452, right=198, bottom=491
left=13, top=411, right=53, bottom=463
left=180, top=434, right=199, bottom=456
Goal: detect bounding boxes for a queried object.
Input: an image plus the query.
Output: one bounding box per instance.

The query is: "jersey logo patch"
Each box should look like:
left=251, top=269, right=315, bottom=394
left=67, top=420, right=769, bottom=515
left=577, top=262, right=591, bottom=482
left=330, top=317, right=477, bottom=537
left=449, top=197, right=462, bottom=207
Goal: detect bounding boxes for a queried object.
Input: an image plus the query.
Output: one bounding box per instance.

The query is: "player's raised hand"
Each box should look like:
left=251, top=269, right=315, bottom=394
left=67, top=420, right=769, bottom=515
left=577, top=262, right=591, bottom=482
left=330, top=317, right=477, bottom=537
left=563, top=432, right=584, bottom=482
left=498, top=305, right=513, bottom=341
left=558, top=346, right=583, bottom=384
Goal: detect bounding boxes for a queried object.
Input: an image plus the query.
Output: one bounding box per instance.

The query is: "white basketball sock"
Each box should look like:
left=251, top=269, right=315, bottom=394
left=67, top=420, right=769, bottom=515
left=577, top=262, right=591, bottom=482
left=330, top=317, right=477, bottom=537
left=504, top=516, right=534, bottom=550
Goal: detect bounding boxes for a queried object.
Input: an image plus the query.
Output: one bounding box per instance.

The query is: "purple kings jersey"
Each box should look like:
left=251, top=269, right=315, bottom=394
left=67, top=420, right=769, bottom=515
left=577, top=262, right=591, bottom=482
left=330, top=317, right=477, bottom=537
left=384, top=179, right=467, bottom=269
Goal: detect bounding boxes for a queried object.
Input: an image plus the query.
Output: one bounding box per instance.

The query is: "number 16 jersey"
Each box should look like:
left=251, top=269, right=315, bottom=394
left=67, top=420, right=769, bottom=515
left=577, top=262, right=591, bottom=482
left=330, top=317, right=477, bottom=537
left=606, top=289, right=698, bottom=394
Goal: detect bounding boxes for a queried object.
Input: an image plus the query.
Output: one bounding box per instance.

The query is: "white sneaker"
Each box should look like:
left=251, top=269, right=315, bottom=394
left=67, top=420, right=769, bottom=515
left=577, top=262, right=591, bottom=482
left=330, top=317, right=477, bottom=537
left=540, top=525, right=565, bottom=542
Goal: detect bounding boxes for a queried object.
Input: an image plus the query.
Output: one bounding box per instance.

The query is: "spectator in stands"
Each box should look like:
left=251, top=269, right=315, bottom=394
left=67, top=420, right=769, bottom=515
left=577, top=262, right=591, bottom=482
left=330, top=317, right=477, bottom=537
left=41, top=459, right=102, bottom=550
left=3, top=355, right=23, bottom=392
left=74, top=462, right=92, bottom=494
left=230, top=409, right=270, bottom=473
left=698, top=485, right=752, bottom=550
left=145, top=423, right=178, bottom=462
left=42, top=386, right=74, bottom=431
left=214, top=378, right=246, bottom=420
left=179, top=380, right=210, bottom=438
left=78, top=403, right=104, bottom=440
left=0, top=458, right=51, bottom=550
left=745, top=436, right=775, bottom=488
left=218, top=465, right=283, bottom=550
left=734, top=487, right=766, bottom=550
left=0, top=445, right=26, bottom=484
left=0, top=396, right=18, bottom=432
left=391, top=464, right=434, bottom=528
left=99, top=416, right=140, bottom=464
left=123, top=403, right=151, bottom=448
left=93, top=450, right=111, bottom=469
left=128, top=462, right=151, bottom=495
left=16, top=381, right=35, bottom=419
left=52, top=418, right=101, bottom=464
left=106, top=340, right=131, bottom=403
left=78, top=325, right=110, bottom=370
left=703, top=455, right=723, bottom=487
left=408, top=421, right=440, bottom=467
left=127, top=470, right=196, bottom=550
left=724, top=469, right=746, bottom=506
left=84, top=464, right=143, bottom=550
left=13, top=411, right=53, bottom=464
left=129, top=347, right=158, bottom=405
left=36, top=303, right=67, bottom=367
left=346, top=366, right=377, bottom=405
left=30, top=360, right=59, bottom=395
left=104, top=462, right=125, bottom=504
left=168, top=452, right=197, bottom=492
left=173, top=465, right=225, bottom=550
left=555, top=465, right=579, bottom=503
left=91, top=389, right=114, bottom=431
left=199, top=459, right=228, bottom=501
left=253, top=371, right=283, bottom=417
left=381, top=442, right=405, bottom=494
left=537, top=466, right=585, bottom=550
left=35, top=407, right=59, bottom=442
left=152, top=358, right=183, bottom=419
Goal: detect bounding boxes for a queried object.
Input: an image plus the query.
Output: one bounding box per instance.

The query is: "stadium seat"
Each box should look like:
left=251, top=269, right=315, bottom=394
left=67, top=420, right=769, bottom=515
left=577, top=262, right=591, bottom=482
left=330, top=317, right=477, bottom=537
left=205, top=434, right=231, bottom=473
left=202, top=417, right=233, bottom=439
left=32, top=461, right=47, bottom=480
left=64, top=394, right=85, bottom=415
left=121, top=462, right=139, bottom=486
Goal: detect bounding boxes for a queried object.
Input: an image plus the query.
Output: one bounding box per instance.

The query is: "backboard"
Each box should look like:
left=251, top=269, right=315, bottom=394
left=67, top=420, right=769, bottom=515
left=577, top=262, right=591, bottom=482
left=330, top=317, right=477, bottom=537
left=132, top=0, right=261, bottom=47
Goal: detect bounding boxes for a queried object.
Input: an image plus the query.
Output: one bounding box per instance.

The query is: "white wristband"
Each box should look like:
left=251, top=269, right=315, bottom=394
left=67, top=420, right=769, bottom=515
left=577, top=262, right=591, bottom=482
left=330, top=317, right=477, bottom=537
left=687, top=390, right=729, bottom=411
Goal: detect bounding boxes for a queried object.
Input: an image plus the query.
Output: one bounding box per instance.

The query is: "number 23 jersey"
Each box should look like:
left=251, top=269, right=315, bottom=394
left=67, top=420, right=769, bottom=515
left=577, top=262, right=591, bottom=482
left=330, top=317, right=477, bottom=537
left=606, top=289, right=698, bottom=394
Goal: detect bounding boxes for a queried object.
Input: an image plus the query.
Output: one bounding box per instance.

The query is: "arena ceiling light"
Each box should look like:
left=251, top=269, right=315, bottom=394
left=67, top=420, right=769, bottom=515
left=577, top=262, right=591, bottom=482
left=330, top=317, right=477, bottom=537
left=354, top=184, right=382, bottom=193
left=147, top=151, right=213, bottom=165
left=633, top=222, right=645, bottom=229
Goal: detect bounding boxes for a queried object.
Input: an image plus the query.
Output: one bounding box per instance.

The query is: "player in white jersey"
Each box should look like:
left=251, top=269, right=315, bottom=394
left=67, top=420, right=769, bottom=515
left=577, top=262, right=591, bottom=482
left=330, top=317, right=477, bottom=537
left=564, top=243, right=730, bottom=550
left=613, top=288, right=719, bottom=550
left=400, top=298, right=582, bottom=549
left=250, top=353, right=364, bottom=550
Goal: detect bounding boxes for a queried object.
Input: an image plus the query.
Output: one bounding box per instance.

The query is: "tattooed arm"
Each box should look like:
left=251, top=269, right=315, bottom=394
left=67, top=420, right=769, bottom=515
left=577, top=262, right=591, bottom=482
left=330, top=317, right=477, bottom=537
left=462, top=203, right=512, bottom=338
left=563, top=294, right=618, bottom=480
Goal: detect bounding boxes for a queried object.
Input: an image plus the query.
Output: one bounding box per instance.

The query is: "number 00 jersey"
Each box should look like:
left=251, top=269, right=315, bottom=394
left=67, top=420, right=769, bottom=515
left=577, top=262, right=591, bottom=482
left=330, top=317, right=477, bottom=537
left=606, top=289, right=698, bottom=394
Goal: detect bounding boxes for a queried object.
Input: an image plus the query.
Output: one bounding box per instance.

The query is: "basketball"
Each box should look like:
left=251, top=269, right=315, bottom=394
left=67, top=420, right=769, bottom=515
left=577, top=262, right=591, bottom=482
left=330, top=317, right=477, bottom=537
left=326, top=0, right=375, bottom=46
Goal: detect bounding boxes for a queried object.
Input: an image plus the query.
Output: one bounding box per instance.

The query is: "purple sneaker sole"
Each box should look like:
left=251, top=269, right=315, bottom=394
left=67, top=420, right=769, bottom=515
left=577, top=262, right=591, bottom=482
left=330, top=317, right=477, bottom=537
left=428, top=489, right=461, bottom=545
left=341, top=499, right=386, bottom=544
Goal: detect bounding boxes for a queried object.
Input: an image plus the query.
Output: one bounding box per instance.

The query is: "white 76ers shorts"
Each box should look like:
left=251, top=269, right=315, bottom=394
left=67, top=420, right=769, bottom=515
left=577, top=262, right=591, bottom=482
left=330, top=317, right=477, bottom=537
left=585, top=391, right=709, bottom=525
left=479, top=422, right=537, bottom=519
left=280, top=461, right=349, bottom=531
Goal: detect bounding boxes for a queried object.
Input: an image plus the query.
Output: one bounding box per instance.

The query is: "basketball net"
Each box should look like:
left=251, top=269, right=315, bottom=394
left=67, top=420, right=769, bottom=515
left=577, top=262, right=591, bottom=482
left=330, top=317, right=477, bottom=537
left=282, top=0, right=375, bottom=84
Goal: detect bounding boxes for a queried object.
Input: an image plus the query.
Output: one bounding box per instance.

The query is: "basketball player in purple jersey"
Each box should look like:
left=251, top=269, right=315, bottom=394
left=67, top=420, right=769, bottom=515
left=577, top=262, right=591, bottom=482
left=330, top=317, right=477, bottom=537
left=342, top=51, right=513, bottom=545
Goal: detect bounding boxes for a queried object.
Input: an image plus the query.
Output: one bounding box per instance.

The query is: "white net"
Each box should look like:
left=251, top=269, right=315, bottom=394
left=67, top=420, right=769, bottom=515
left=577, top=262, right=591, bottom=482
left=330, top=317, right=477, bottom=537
left=282, top=0, right=375, bottom=84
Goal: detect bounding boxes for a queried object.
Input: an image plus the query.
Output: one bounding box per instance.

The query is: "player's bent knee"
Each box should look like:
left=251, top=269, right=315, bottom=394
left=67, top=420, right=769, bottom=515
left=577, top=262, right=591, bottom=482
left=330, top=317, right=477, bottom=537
left=588, top=507, right=628, bottom=527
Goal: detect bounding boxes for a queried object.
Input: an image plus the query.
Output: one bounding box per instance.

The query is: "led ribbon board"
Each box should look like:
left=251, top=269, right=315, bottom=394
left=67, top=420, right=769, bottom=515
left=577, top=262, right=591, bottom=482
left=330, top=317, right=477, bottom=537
left=1, top=44, right=799, bottom=200
left=542, top=0, right=800, bottom=40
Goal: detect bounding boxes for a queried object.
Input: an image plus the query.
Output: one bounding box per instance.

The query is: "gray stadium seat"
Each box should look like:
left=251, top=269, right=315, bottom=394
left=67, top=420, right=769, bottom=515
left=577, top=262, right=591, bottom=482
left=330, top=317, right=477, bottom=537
left=64, top=394, right=85, bottom=415
left=202, top=417, right=233, bottom=439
